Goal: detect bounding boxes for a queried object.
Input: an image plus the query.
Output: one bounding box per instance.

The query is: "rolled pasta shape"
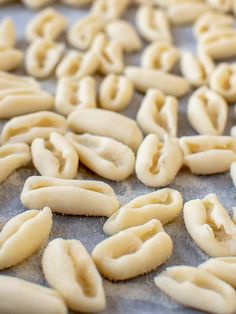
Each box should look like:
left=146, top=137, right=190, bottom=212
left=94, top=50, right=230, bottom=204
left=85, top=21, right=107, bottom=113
left=141, top=41, right=179, bottom=72
left=200, top=257, right=236, bottom=288
left=187, top=86, right=228, bottom=135
left=155, top=266, right=236, bottom=314
left=56, top=50, right=99, bottom=80
left=210, top=63, right=236, bottom=103
left=0, top=18, right=16, bottom=49
left=0, top=207, right=52, bottom=269
left=1, top=111, right=67, bottom=145
left=66, top=132, right=135, bottom=181
left=136, top=88, right=178, bottom=139
left=103, top=188, right=183, bottom=235
left=22, top=0, right=55, bottom=8
left=180, top=50, right=215, bottom=87
left=105, top=19, right=142, bottom=53
left=184, top=193, right=236, bottom=257
left=31, top=132, right=78, bottom=179
left=55, top=76, right=97, bottom=116
left=0, top=275, right=67, bottom=314
left=125, top=66, right=190, bottom=97
left=67, top=15, right=104, bottom=51
left=92, top=219, right=173, bottom=281
left=0, top=87, right=54, bottom=119
left=179, top=135, right=236, bottom=174
left=26, top=7, right=68, bottom=42
left=0, top=71, right=40, bottom=90
left=42, top=238, right=106, bottom=312
left=167, top=1, right=211, bottom=25
left=91, top=0, right=130, bottom=21
left=193, top=11, right=234, bottom=38
left=135, top=134, right=183, bottom=187
left=21, top=176, right=119, bottom=216
left=25, top=39, right=64, bottom=79
left=90, top=33, right=124, bottom=75
left=136, top=5, right=172, bottom=43
left=199, top=29, right=236, bottom=60
left=207, top=0, right=233, bottom=13
left=61, top=0, right=93, bottom=6
left=99, top=74, right=133, bottom=111
left=0, top=143, right=31, bottom=183
left=0, top=48, right=23, bottom=72
left=67, top=108, right=143, bottom=152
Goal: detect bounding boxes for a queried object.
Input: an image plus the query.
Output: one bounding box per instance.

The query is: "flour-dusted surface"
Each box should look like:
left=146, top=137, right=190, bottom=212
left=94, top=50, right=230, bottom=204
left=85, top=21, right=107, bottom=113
left=0, top=3, right=236, bottom=314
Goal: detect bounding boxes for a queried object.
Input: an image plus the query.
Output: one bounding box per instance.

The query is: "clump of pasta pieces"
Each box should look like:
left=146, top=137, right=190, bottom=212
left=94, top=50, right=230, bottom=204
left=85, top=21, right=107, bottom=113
left=1, top=1, right=236, bottom=314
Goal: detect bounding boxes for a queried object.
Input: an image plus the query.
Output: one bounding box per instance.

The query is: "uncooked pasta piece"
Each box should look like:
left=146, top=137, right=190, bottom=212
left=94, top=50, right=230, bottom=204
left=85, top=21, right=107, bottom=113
left=0, top=71, right=40, bottom=90
left=91, top=0, right=130, bottom=21
left=167, top=1, right=211, bottom=25
left=207, top=0, right=233, bottom=13
left=90, top=33, right=124, bottom=75
left=184, top=193, right=236, bottom=256
left=103, top=188, right=183, bottom=235
left=92, top=219, right=173, bottom=280
left=56, top=50, right=99, bottom=79
left=141, top=41, right=179, bottom=72
left=1, top=111, right=66, bottom=144
left=42, top=238, right=106, bottom=312
left=31, top=132, right=78, bottom=179
left=67, top=108, right=143, bottom=152
left=26, top=7, right=68, bottom=42
left=187, top=86, right=228, bottom=135
left=22, top=0, right=55, bottom=9
left=200, top=257, right=236, bottom=288
left=194, top=11, right=234, bottom=38
left=25, top=39, right=64, bottom=79
left=67, top=15, right=104, bottom=51
left=0, top=143, right=31, bottom=183
left=0, top=207, right=52, bottom=269
left=210, top=63, right=236, bottom=103
left=0, top=18, right=16, bottom=49
left=0, top=87, right=54, bottom=119
left=21, top=176, right=119, bottom=216
left=105, top=20, right=142, bottom=53
left=66, top=132, right=135, bottom=181
left=199, top=29, right=236, bottom=60
left=155, top=0, right=205, bottom=7
left=136, top=5, right=172, bottom=43
left=55, top=76, right=96, bottom=116
left=0, top=275, right=67, bottom=314
left=155, top=266, right=236, bottom=314
left=179, top=135, right=236, bottom=174
left=180, top=50, right=215, bottom=87
left=61, top=0, right=93, bottom=6
left=135, top=134, right=183, bottom=187
left=0, top=48, right=23, bottom=72
left=136, top=89, right=178, bottom=139
left=99, top=74, right=133, bottom=111
left=125, top=66, right=190, bottom=97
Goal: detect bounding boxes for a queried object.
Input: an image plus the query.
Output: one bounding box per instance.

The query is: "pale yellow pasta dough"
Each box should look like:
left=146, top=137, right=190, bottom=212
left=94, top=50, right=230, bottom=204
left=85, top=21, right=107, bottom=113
left=21, top=176, right=119, bottom=216
left=103, top=188, right=183, bottom=235
left=155, top=266, right=236, bottom=314
left=42, top=238, right=106, bottom=312
left=0, top=207, right=52, bottom=269
left=0, top=275, right=67, bottom=314
left=92, top=219, right=173, bottom=281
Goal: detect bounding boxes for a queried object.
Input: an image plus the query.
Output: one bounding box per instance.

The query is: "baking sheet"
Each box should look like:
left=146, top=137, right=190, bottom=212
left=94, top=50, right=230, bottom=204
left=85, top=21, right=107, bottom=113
left=0, top=3, right=236, bottom=314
